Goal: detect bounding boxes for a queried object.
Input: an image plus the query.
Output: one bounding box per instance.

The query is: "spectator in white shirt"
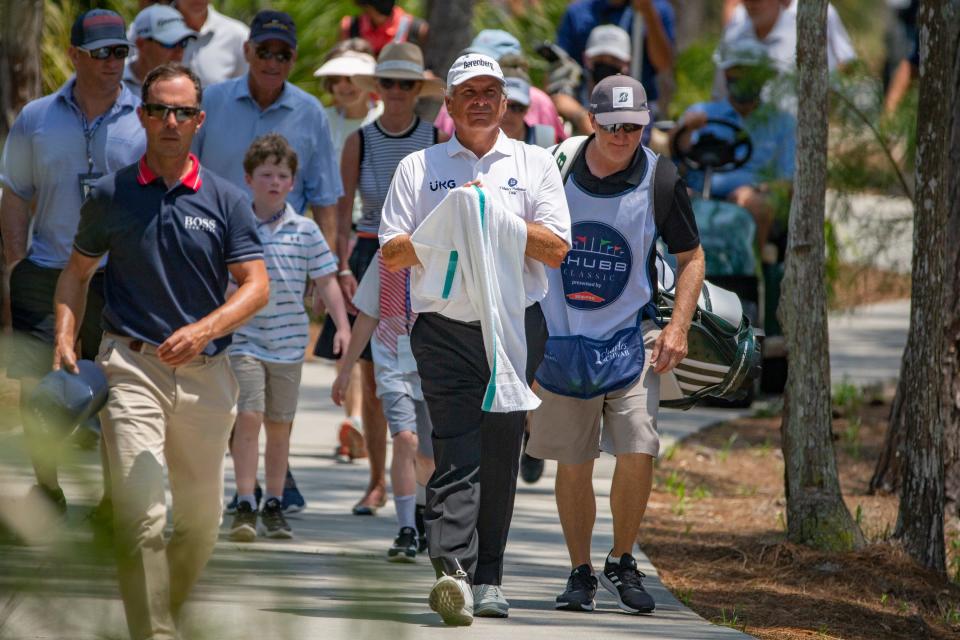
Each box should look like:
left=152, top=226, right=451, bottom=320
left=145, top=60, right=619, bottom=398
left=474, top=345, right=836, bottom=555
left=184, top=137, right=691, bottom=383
left=177, top=0, right=249, bottom=87
left=714, top=0, right=856, bottom=108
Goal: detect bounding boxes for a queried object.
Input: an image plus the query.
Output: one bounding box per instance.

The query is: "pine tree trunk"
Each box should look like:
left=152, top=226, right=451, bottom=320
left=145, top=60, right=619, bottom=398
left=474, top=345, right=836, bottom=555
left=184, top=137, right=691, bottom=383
left=779, top=0, right=865, bottom=552
left=869, top=375, right=906, bottom=494
left=0, top=0, right=43, bottom=330
left=0, top=0, right=43, bottom=143
left=418, top=0, right=474, bottom=122
left=422, top=0, right=475, bottom=79
left=892, top=0, right=952, bottom=575
left=942, top=2, right=960, bottom=521
left=873, top=5, right=960, bottom=520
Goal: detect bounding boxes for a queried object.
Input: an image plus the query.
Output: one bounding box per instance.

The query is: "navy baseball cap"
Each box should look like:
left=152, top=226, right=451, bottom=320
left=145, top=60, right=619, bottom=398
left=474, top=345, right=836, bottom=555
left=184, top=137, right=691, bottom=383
left=249, top=10, right=297, bottom=49
left=23, top=361, right=108, bottom=440
left=71, top=9, right=129, bottom=50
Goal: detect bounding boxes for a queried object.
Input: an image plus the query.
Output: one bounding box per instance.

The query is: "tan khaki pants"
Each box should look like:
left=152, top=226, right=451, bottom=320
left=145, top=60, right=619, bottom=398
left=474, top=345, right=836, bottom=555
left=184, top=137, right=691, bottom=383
left=97, top=335, right=238, bottom=640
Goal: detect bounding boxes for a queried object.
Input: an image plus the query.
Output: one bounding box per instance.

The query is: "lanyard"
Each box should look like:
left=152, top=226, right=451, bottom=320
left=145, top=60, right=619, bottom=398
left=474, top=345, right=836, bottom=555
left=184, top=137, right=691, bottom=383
left=257, top=207, right=286, bottom=227
left=72, top=92, right=109, bottom=173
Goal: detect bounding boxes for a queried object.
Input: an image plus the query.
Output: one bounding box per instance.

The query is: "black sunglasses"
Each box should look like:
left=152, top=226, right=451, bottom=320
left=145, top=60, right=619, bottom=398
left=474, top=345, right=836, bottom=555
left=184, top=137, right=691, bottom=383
left=142, top=103, right=201, bottom=123
left=598, top=122, right=643, bottom=134
left=81, top=45, right=130, bottom=60
left=378, top=78, right=418, bottom=91
left=507, top=102, right=528, bottom=114
left=152, top=38, right=193, bottom=50
left=256, top=47, right=293, bottom=63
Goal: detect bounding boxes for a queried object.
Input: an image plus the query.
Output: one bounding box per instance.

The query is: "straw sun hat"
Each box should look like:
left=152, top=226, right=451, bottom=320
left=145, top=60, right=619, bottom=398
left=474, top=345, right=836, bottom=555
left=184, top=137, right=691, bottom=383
left=352, top=42, right=445, bottom=97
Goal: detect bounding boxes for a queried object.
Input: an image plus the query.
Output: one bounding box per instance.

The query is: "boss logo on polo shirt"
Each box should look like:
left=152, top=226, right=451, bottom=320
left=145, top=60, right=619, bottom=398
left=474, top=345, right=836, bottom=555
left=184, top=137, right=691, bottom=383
left=183, top=215, right=217, bottom=233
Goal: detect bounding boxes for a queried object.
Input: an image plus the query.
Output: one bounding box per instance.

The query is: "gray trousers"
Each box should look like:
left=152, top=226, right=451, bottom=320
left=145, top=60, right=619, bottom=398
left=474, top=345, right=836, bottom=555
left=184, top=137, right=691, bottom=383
left=411, top=304, right=547, bottom=586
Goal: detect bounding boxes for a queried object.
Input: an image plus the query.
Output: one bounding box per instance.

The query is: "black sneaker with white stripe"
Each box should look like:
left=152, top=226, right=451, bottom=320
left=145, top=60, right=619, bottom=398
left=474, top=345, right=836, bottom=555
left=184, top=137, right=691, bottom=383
left=556, top=564, right=598, bottom=611
left=599, top=553, right=655, bottom=614
left=388, top=526, right=418, bottom=562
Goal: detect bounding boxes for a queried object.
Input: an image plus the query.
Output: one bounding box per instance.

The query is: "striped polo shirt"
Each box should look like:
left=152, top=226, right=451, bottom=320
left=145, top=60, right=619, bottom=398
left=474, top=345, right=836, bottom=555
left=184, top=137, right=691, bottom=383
left=230, top=204, right=337, bottom=363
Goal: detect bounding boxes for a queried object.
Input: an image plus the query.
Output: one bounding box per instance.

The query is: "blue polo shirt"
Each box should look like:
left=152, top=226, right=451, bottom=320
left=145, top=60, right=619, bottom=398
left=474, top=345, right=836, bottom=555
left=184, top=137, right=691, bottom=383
left=193, top=75, right=344, bottom=213
left=0, top=78, right=144, bottom=268
left=681, top=100, right=796, bottom=199
left=555, top=0, right=675, bottom=103
left=73, top=155, right=263, bottom=356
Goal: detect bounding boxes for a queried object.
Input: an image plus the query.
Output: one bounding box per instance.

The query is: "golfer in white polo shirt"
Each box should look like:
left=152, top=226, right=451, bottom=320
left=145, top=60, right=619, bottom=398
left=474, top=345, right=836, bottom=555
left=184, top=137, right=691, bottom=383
left=379, top=53, right=571, bottom=625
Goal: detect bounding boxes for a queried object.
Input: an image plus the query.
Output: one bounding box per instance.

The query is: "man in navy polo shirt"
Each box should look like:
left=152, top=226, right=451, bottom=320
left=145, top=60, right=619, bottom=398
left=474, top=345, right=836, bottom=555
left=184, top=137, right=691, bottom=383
left=0, top=8, right=144, bottom=516
left=53, top=63, right=268, bottom=640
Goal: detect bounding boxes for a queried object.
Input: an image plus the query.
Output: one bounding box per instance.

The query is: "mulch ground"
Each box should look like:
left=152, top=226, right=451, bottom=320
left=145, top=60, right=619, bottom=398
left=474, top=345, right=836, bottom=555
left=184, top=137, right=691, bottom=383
left=642, top=397, right=960, bottom=639
left=829, top=264, right=911, bottom=310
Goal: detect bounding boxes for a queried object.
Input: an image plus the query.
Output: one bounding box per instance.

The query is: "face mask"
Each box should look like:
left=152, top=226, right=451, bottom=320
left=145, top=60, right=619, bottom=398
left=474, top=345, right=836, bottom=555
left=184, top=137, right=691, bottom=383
left=591, top=62, right=622, bottom=85
left=727, top=78, right=764, bottom=105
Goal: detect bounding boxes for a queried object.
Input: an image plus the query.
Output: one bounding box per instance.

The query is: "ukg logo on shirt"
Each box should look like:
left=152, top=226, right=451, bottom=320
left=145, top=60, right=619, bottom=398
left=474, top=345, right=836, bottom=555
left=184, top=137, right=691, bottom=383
left=429, top=179, right=457, bottom=192
left=561, top=221, right=632, bottom=310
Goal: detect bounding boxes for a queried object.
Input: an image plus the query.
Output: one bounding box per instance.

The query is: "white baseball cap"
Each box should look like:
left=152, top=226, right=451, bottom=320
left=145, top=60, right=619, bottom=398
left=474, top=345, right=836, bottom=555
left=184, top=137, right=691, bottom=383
left=584, top=24, right=630, bottom=62
left=447, top=53, right=504, bottom=87
left=132, top=4, right=197, bottom=47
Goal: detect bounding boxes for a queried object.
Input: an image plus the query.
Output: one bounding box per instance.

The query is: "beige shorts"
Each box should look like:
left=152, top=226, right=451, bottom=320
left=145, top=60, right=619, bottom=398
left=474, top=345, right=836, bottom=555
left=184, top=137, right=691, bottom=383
left=527, top=333, right=660, bottom=465
left=230, top=355, right=303, bottom=422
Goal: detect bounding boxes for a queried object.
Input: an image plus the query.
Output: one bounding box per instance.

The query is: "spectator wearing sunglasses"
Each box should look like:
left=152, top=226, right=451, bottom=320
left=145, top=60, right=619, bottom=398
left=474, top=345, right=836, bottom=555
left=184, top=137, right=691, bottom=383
left=124, top=4, right=198, bottom=96
left=312, top=41, right=384, bottom=465
left=319, top=42, right=447, bottom=519
left=178, top=0, right=249, bottom=87
left=194, top=10, right=343, bottom=514
left=0, top=8, right=144, bottom=522
left=527, top=75, right=702, bottom=615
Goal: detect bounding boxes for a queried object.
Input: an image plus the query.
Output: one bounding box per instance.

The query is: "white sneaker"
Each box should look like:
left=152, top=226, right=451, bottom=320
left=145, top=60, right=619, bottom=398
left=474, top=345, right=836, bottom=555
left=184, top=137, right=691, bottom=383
left=429, top=570, right=474, bottom=626
left=473, top=584, right=509, bottom=618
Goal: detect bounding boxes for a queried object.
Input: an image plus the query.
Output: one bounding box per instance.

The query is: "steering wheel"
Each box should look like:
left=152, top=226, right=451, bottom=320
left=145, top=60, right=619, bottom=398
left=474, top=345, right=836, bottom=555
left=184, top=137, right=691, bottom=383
left=672, top=118, right=753, bottom=174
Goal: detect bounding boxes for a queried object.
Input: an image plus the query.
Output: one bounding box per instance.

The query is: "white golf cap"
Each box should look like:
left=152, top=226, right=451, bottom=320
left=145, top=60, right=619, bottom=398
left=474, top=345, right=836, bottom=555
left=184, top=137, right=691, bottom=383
left=132, top=4, right=197, bottom=47
left=447, top=53, right=504, bottom=87
left=584, top=24, right=630, bottom=62
left=313, top=51, right=377, bottom=78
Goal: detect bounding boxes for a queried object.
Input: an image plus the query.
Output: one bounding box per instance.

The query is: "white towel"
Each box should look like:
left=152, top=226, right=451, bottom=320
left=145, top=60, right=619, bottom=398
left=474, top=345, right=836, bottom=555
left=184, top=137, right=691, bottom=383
left=410, top=186, right=540, bottom=413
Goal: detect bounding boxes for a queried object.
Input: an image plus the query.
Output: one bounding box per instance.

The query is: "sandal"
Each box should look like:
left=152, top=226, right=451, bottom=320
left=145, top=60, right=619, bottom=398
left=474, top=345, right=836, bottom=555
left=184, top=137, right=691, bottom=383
left=336, top=420, right=367, bottom=463
left=352, top=486, right=387, bottom=516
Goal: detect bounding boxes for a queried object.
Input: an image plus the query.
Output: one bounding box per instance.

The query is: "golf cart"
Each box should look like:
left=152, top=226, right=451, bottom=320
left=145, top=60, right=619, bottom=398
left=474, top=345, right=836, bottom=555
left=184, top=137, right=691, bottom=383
left=668, top=117, right=789, bottom=395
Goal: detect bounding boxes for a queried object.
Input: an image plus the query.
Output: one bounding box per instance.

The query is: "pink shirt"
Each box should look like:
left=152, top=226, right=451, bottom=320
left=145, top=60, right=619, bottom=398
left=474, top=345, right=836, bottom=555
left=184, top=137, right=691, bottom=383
left=435, top=86, right=567, bottom=142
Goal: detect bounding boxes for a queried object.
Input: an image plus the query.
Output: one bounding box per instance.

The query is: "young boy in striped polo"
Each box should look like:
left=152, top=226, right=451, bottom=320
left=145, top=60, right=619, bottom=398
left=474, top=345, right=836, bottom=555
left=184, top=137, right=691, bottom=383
left=228, top=134, right=351, bottom=540
left=331, top=252, right=435, bottom=561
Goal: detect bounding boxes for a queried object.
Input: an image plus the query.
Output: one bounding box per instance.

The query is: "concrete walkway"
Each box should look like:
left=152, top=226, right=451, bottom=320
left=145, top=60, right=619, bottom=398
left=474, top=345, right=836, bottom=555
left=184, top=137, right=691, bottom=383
left=0, top=301, right=909, bottom=640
